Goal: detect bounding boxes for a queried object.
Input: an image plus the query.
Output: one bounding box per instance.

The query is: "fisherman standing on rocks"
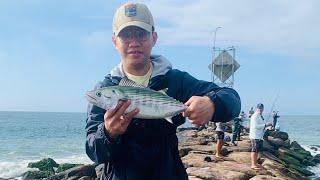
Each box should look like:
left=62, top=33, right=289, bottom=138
left=231, top=112, right=243, bottom=146
left=272, top=111, right=280, bottom=131
left=249, top=103, right=272, bottom=170
left=85, top=2, right=241, bottom=179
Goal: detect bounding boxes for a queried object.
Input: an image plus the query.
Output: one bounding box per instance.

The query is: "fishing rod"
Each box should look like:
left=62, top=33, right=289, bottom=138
left=266, top=91, right=280, bottom=123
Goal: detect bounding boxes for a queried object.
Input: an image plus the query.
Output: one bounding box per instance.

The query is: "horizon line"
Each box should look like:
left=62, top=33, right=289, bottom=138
left=0, top=110, right=319, bottom=116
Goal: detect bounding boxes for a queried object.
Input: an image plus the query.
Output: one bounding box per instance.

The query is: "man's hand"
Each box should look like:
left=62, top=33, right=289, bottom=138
left=183, top=96, right=215, bottom=126
left=104, top=100, right=139, bottom=139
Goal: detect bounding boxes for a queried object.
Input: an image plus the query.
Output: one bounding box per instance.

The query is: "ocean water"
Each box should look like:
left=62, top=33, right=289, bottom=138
left=0, top=111, right=92, bottom=178
left=0, top=112, right=319, bottom=179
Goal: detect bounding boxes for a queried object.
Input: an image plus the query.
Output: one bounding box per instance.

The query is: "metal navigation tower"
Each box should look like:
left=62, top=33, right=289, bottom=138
left=208, top=28, right=239, bottom=88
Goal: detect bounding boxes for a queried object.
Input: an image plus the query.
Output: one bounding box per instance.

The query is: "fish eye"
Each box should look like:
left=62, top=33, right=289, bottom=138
left=96, top=92, right=101, bottom=97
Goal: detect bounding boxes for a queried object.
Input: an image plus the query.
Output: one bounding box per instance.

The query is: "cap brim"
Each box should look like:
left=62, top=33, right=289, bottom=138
left=114, top=21, right=153, bottom=36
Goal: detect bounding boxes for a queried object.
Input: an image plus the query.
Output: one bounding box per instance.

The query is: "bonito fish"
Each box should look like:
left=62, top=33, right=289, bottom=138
left=85, top=77, right=187, bottom=123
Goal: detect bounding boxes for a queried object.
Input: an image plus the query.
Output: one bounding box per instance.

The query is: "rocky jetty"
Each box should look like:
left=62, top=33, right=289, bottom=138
left=178, top=126, right=318, bottom=180
left=19, top=126, right=319, bottom=180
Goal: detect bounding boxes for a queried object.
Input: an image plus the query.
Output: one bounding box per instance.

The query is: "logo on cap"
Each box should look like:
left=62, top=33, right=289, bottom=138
left=125, top=4, right=137, bottom=17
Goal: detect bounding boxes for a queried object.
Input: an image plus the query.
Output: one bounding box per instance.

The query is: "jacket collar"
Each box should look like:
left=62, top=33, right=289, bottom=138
left=109, top=55, right=172, bottom=79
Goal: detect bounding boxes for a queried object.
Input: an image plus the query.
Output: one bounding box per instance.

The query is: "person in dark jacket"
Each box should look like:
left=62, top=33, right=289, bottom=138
left=231, top=115, right=241, bottom=146
left=85, top=2, right=241, bottom=180
left=272, top=111, right=280, bottom=131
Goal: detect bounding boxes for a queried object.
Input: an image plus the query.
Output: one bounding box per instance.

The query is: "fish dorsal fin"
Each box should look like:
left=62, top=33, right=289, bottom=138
left=119, top=76, right=146, bottom=88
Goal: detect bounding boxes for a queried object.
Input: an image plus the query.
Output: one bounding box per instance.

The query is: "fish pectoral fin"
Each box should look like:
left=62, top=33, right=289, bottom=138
left=165, top=117, right=173, bottom=124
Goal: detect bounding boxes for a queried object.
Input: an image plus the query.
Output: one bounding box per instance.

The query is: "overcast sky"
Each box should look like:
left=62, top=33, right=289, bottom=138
left=0, top=0, right=319, bottom=115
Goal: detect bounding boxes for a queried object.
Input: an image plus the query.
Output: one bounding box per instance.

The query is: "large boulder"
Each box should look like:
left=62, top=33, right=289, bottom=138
left=267, top=136, right=286, bottom=148
left=277, top=153, right=301, bottom=167
left=263, top=140, right=277, bottom=154
left=290, top=141, right=313, bottom=160
left=249, top=175, right=286, bottom=180
left=288, top=164, right=314, bottom=176
left=47, top=165, right=96, bottom=180
left=23, top=170, right=53, bottom=180
left=186, top=167, right=249, bottom=180
left=27, top=158, right=59, bottom=173
left=290, top=141, right=304, bottom=150
left=302, top=159, right=316, bottom=166
left=56, top=163, right=83, bottom=173
left=179, top=147, right=193, bottom=157
left=267, top=131, right=289, bottom=141
left=262, top=158, right=307, bottom=180
left=227, top=152, right=251, bottom=164
left=278, top=147, right=308, bottom=162
left=262, top=152, right=285, bottom=165
left=311, top=154, right=320, bottom=164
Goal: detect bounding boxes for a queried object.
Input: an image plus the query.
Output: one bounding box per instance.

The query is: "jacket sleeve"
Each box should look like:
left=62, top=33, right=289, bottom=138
left=85, top=81, right=125, bottom=164
left=168, top=70, right=241, bottom=123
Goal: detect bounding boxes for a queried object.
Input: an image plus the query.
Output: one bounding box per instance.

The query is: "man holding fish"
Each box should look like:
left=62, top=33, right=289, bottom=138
left=85, top=2, right=241, bottom=180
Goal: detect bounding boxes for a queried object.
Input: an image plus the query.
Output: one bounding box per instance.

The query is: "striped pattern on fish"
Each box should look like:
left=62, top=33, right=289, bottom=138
left=85, top=85, right=187, bottom=120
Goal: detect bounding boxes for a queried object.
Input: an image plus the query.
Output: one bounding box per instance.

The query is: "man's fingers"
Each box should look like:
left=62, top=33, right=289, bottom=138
left=125, top=108, right=140, bottom=120
left=189, top=119, right=201, bottom=127
left=184, top=97, right=193, bottom=106
left=113, top=100, right=131, bottom=119
left=105, top=100, right=125, bottom=118
left=183, top=106, right=194, bottom=118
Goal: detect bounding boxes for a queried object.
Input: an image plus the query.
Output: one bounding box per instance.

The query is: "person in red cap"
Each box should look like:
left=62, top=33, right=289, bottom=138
left=85, top=2, right=241, bottom=179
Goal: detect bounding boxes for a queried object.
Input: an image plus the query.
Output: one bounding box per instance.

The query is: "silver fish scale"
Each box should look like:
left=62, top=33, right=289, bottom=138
left=119, top=86, right=181, bottom=104
left=116, top=86, right=186, bottom=118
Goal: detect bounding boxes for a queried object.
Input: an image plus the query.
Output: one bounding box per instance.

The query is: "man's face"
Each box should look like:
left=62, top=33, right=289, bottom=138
left=112, top=26, right=157, bottom=68
left=257, top=108, right=264, bottom=113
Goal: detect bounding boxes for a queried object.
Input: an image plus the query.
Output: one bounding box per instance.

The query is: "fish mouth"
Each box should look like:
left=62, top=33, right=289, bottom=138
left=85, top=93, right=98, bottom=103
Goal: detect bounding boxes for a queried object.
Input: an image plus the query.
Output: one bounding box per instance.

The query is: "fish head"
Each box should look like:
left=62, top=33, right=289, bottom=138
left=85, top=87, right=122, bottom=110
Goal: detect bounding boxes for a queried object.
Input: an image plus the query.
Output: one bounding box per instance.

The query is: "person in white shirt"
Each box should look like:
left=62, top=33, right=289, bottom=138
left=249, top=103, right=272, bottom=170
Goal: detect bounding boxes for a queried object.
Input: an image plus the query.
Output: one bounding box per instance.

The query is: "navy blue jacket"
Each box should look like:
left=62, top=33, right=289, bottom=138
left=86, top=56, right=241, bottom=180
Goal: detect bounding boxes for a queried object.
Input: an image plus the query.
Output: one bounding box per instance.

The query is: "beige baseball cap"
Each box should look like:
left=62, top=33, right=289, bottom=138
left=112, top=3, right=154, bottom=36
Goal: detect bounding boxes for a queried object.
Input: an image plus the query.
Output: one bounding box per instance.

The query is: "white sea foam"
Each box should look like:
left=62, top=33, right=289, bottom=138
left=302, top=145, right=320, bottom=178
left=302, top=145, right=320, bottom=156
left=308, top=164, right=320, bottom=179
left=0, top=160, right=33, bottom=179
left=0, top=154, right=92, bottom=179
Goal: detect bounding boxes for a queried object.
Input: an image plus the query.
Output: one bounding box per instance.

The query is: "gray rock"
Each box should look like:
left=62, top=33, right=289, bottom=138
left=310, top=146, right=318, bottom=151
left=28, top=158, right=59, bottom=173
left=179, top=147, right=193, bottom=157
left=288, top=164, right=314, bottom=176
left=278, top=147, right=306, bottom=162
left=23, top=170, right=54, bottom=180
left=268, top=131, right=289, bottom=141
left=56, top=163, right=82, bottom=173
left=263, top=140, right=277, bottom=154
left=203, top=156, right=212, bottom=162
left=311, top=154, right=320, bottom=164
left=47, top=165, right=96, bottom=180
left=267, top=136, right=285, bottom=148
